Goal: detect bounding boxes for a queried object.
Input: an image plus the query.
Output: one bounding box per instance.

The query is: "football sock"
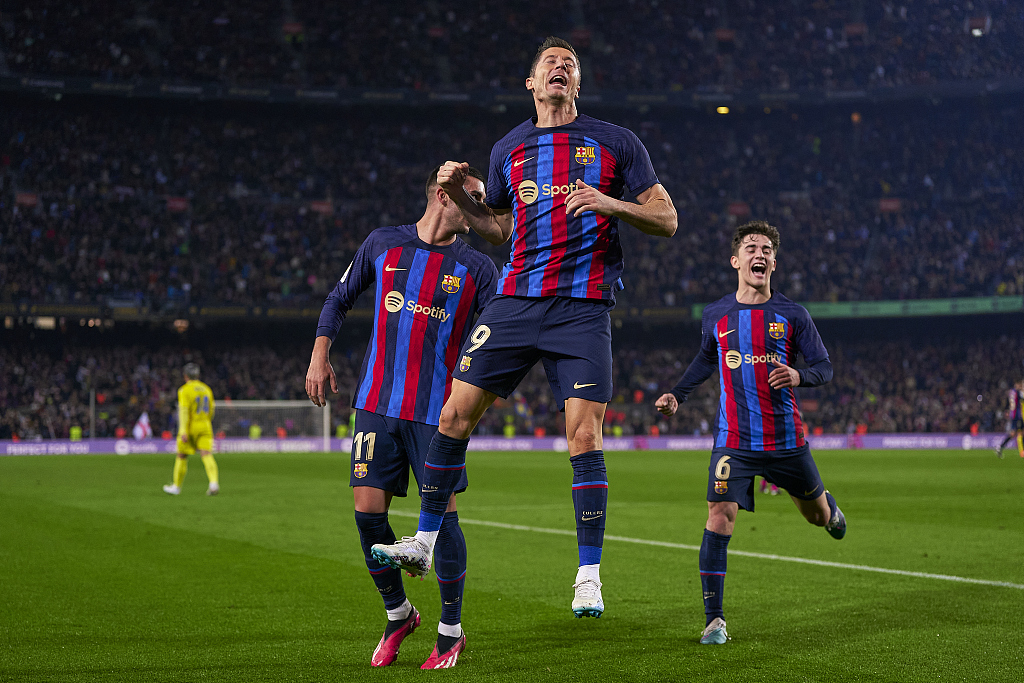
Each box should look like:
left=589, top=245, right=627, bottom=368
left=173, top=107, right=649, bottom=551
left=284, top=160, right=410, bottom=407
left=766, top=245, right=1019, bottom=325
left=416, top=433, right=469, bottom=547
left=576, top=564, right=600, bottom=584
left=438, top=622, right=462, bottom=638
left=200, top=454, right=219, bottom=486
left=571, top=450, right=608, bottom=566
left=1017, top=433, right=1023, bottom=457
left=172, top=456, right=188, bottom=488
left=999, top=433, right=1015, bottom=449
left=435, top=511, right=467, bottom=628
left=385, top=599, right=413, bottom=622
left=825, top=490, right=839, bottom=525
left=354, top=511, right=407, bottom=611
left=700, top=529, right=731, bottom=626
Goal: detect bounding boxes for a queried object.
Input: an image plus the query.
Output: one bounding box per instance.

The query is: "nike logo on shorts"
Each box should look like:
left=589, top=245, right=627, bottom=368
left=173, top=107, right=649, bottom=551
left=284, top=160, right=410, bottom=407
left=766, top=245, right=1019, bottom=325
left=574, top=382, right=597, bottom=389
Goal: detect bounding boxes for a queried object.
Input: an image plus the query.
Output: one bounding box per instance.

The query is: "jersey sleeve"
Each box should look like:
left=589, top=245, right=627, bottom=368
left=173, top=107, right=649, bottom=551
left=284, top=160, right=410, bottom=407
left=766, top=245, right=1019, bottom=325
left=316, top=234, right=378, bottom=340
left=177, top=386, right=189, bottom=436
left=618, top=129, right=659, bottom=197
left=793, top=307, right=833, bottom=387
left=485, top=141, right=513, bottom=211
left=669, top=309, right=719, bottom=403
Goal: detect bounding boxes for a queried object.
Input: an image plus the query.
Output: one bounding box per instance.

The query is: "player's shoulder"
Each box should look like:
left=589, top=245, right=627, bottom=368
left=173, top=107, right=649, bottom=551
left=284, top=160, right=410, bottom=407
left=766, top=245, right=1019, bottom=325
left=577, top=114, right=645, bottom=148
left=361, top=224, right=418, bottom=256
left=450, top=238, right=499, bottom=276
left=701, top=293, right=739, bottom=323
left=492, top=119, right=539, bottom=155
left=769, top=291, right=814, bottom=321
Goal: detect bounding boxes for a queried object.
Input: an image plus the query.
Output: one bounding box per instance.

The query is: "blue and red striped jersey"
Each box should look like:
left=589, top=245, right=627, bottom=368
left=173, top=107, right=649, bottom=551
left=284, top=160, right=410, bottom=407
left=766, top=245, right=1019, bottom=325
left=316, top=225, right=498, bottom=425
left=486, top=114, right=659, bottom=301
left=670, top=292, right=833, bottom=451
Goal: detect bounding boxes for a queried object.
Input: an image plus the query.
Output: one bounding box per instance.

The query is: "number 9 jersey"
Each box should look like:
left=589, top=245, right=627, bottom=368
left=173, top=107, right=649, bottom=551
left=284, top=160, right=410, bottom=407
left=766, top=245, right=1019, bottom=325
left=177, top=379, right=215, bottom=455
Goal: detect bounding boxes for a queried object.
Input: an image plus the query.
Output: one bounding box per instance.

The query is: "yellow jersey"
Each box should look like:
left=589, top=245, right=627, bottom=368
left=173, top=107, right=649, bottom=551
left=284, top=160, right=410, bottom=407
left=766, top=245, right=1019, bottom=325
left=177, top=379, right=215, bottom=437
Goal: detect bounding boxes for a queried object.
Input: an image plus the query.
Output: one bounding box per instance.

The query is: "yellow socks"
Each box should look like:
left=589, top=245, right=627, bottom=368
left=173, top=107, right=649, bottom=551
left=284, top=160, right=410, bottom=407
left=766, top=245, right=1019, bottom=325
left=173, top=457, right=188, bottom=488
left=201, top=454, right=219, bottom=486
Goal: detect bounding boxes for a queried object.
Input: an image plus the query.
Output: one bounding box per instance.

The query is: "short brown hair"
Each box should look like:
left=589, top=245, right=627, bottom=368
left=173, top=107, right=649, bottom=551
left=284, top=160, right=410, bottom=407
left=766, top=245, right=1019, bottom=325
left=529, top=36, right=581, bottom=80
left=425, top=165, right=486, bottom=199
left=183, top=362, right=201, bottom=380
left=731, top=220, right=780, bottom=256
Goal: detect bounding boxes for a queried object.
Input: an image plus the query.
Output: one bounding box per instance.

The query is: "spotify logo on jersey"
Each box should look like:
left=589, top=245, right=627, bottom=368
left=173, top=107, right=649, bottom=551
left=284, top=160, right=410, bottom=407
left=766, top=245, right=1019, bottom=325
left=384, top=291, right=405, bottom=313
left=517, top=180, right=539, bottom=205
left=725, top=350, right=743, bottom=370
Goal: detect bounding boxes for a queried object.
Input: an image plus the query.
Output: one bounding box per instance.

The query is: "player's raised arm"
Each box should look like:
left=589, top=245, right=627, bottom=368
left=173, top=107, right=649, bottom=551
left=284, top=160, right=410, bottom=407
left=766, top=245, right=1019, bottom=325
left=437, top=161, right=513, bottom=245
left=564, top=181, right=677, bottom=237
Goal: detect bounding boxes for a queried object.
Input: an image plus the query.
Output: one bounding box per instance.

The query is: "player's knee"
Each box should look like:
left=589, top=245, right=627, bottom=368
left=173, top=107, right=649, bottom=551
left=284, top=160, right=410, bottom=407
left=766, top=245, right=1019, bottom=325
left=568, top=428, right=601, bottom=454
left=438, top=403, right=473, bottom=440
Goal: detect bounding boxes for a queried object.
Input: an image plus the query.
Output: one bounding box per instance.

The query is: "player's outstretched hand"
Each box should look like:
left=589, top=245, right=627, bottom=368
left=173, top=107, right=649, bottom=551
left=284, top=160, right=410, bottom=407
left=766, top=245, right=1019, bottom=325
left=305, top=357, right=338, bottom=408
left=437, top=161, right=469, bottom=195
left=565, top=179, right=618, bottom=218
left=768, top=359, right=801, bottom=389
left=655, top=392, right=679, bottom=416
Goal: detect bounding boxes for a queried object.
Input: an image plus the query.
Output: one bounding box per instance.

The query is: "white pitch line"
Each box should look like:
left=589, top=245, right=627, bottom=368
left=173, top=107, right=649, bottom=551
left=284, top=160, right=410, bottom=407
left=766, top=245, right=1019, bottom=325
left=388, top=510, right=1024, bottom=590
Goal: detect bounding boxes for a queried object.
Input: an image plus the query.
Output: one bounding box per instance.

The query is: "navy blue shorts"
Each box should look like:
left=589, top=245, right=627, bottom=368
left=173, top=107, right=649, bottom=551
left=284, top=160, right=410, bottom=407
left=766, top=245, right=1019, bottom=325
left=453, top=295, right=613, bottom=406
left=349, top=409, right=468, bottom=496
left=706, top=445, right=824, bottom=512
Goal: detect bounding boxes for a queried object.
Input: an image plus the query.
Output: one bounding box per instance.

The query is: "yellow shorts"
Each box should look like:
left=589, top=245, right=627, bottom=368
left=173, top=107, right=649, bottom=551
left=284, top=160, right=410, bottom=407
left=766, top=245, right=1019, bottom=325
left=177, top=429, right=214, bottom=456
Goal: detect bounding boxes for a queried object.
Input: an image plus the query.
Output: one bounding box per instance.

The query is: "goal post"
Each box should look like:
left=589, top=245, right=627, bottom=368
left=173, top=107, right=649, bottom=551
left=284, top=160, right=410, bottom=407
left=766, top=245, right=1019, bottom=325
left=213, top=400, right=331, bottom=452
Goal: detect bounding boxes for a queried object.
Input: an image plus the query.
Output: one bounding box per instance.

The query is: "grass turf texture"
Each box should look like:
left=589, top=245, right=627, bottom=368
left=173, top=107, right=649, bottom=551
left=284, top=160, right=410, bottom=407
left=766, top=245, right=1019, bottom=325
left=1, top=449, right=1022, bottom=682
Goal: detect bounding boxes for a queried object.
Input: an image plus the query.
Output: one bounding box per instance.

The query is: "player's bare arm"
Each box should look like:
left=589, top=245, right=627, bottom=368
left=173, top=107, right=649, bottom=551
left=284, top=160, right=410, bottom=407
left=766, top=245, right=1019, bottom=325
left=437, top=161, right=513, bottom=245
left=768, top=359, right=802, bottom=389
left=564, top=181, right=677, bottom=237
left=655, top=393, right=679, bottom=416
left=306, top=335, right=338, bottom=407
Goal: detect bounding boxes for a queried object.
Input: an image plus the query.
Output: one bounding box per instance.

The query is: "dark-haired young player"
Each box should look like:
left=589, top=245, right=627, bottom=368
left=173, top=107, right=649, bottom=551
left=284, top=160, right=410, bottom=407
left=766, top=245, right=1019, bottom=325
left=306, top=166, right=498, bottom=669
left=372, top=36, right=677, bottom=619
left=655, top=220, right=846, bottom=645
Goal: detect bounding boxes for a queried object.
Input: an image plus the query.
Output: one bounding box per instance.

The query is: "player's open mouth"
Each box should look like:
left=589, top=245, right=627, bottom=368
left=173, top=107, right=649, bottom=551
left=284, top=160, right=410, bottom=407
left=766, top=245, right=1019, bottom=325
left=549, top=74, right=567, bottom=87
left=751, top=263, right=767, bottom=274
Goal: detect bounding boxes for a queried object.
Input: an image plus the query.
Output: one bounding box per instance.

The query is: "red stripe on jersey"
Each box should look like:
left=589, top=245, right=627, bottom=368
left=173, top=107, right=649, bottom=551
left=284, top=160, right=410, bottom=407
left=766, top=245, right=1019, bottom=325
left=717, top=316, right=740, bottom=449
left=364, top=247, right=402, bottom=412
left=540, top=133, right=571, bottom=296
left=585, top=147, right=618, bottom=295
left=750, top=309, right=778, bottom=451
left=443, top=273, right=479, bottom=402
left=504, top=144, right=529, bottom=295
left=399, top=252, right=445, bottom=420
left=785, top=322, right=806, bottom=446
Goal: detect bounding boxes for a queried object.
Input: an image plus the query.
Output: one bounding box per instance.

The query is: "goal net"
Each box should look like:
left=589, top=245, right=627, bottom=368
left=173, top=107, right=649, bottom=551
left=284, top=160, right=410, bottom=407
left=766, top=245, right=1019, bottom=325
left=213, top=400, right=330, bottom=451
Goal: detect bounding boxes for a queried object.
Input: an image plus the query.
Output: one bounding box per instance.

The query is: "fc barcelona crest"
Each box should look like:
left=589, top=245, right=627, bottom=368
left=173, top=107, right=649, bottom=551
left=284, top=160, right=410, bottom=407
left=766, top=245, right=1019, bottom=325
left=769, top=322, right=786, bottom=340
left=714, top=480, right=728, bottom=494
left=459, top=355, right=472, bottom=373
left=442, top=274, right=461, bottom=294
left=354, top=463, right=368, bottom=479
left=575, top=146, right=596, bottom=165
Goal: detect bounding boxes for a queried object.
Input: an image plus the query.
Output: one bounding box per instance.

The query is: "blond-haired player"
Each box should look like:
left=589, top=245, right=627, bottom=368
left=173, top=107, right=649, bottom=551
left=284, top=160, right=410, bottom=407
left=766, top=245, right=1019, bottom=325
left=163, top=362, right=220, bottom=495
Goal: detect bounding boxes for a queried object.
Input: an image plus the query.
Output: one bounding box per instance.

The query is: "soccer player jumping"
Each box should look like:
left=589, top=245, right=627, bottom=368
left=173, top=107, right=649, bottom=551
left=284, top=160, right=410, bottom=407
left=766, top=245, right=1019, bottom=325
left=372, top=36, right=677, bottom=618
left=306, top=167, right=498, bottom=668
left=656, top=221, right=846, bottom=645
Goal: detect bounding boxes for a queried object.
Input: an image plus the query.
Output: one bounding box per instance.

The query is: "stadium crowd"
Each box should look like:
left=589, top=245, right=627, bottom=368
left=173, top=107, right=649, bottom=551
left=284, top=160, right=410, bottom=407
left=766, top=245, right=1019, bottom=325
left=2, top=331, right=1021, bottom=441
left=4, top=1, right=1023, bottom=90
left=2, top=100, right=1022, bottom=311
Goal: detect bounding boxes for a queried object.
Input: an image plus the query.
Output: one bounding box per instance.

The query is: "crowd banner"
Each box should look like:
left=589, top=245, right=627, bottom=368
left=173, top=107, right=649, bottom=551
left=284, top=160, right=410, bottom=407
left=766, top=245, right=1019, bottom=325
left=1, top=433, right=1011, bottom=456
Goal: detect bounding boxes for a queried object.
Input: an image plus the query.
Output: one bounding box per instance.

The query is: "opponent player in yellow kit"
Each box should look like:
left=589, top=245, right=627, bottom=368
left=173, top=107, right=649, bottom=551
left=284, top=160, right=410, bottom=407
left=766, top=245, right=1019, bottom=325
left=163, top=362, right=220, bottom=496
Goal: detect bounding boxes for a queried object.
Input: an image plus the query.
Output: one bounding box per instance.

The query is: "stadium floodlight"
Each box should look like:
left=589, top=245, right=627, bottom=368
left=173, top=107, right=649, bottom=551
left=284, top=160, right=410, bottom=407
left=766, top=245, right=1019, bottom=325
left=213, top=400, right=331, bottom=451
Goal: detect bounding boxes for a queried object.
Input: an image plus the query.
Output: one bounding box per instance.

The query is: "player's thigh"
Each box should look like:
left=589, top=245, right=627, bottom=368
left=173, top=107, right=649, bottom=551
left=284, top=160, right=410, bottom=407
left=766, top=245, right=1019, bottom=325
left=394, top=418, right=469, bottom=495
left=193, top=429, right=214, bottom=454
left=538, top=298, right=613, bottom=405
left=349, top=410, right=411, bottom=496
left=453, top=297, right=544, bottom=399
left=707, top=448, right=763, bottom=512
left=764, top=445, right=825, bottom=500
left=177, top=434, right=197, bottom=456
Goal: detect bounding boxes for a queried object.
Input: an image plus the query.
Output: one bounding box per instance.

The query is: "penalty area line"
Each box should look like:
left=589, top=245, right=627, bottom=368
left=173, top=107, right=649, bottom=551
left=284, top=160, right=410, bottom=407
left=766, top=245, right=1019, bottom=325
left=388, top=510, right=1024, bottom=590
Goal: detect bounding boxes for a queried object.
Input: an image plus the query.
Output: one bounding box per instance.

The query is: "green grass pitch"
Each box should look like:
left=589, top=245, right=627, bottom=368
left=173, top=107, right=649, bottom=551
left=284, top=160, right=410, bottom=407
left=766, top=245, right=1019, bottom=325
left=2, top=448, right=1022, bottom=682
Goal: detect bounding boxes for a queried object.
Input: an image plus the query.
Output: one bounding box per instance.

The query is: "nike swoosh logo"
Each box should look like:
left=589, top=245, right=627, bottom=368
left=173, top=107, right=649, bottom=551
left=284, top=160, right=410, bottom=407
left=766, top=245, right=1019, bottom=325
left=384, top=265, right=407, bottom=272
left=574, top=382, right=597, bottom=389
left=718, top=329, right=736, bottom=338
left=804, top=488, right=819, bottom=496
left=513, top=156, right=535, bottom=167
left=581, top=515, right=603, bottom=521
